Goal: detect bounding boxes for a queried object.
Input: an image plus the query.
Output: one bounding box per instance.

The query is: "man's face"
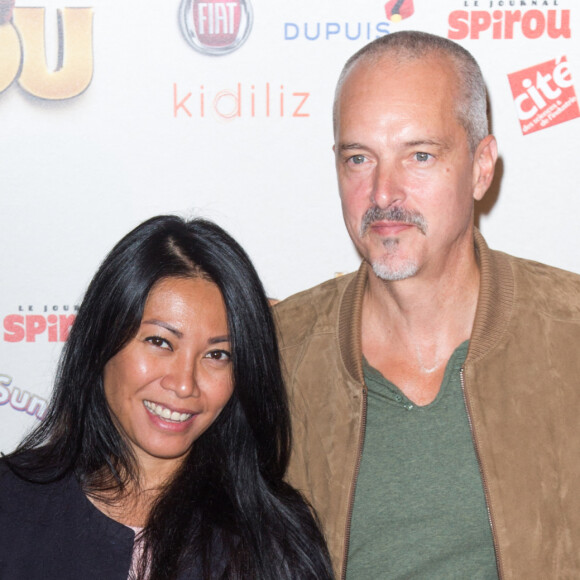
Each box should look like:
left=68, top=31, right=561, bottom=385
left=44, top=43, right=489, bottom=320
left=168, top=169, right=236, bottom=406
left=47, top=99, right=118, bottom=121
left=334, top=53, right=495, bottom=282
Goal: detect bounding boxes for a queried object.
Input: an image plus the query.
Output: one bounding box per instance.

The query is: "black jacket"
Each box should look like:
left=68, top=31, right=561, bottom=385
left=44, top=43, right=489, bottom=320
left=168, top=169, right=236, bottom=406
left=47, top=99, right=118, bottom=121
left=0, top=459, right=135, bottom=580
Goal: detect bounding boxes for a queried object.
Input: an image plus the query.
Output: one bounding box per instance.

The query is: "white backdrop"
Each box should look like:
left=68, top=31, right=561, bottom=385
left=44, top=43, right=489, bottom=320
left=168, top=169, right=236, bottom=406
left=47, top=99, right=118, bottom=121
left=1, top=0, right=579, bottom=453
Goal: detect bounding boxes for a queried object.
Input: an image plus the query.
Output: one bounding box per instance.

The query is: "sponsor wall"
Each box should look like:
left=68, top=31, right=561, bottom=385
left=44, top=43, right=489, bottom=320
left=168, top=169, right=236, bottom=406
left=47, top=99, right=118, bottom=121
left=1, top=0, right=579, bottom=453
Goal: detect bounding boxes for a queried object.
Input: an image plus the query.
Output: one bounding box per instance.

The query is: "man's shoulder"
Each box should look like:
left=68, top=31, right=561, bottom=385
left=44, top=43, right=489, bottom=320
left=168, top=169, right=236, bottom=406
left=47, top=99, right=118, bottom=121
left=502, top=251, right=580, bottom=314
left=509, top=252, right=580, bottom=281
left=273, top=271, right=358, bottom=349
left=276, top=271, right=358, bottom=311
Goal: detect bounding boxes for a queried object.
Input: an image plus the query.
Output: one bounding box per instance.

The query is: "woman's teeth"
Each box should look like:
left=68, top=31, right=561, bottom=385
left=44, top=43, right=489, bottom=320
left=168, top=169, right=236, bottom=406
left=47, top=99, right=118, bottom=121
left=144, top=400, right=193, bottom=423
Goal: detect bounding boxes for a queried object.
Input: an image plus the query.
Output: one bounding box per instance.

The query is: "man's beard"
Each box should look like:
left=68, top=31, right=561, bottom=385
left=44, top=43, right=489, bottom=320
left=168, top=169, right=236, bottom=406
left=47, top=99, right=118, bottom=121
left=359, top=206, right=428, bottom=282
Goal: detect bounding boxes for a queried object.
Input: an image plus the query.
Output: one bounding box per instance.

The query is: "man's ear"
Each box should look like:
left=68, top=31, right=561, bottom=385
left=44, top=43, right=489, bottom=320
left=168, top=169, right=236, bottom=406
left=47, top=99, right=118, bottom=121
left=472, top=135, right=498, bottom=202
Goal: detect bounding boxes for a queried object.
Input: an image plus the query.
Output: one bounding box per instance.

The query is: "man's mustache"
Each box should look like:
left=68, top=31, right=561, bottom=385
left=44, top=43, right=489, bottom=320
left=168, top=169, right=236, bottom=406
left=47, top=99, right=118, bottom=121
left=360, top=206, right=428, bottom=237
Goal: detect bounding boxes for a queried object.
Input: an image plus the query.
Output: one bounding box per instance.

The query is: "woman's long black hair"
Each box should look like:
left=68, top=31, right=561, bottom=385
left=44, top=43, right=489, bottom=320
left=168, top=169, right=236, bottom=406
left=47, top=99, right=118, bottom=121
left=7, top=215, right=333, bottom=580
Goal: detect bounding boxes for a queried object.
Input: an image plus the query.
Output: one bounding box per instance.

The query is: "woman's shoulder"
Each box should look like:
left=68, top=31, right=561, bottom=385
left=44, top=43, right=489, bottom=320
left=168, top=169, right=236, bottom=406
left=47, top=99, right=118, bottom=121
left=0, top=453, right=37, bottom=492
left=0, top=452, right=75, bottom=517
left=0, top=453, right=136, bottom=580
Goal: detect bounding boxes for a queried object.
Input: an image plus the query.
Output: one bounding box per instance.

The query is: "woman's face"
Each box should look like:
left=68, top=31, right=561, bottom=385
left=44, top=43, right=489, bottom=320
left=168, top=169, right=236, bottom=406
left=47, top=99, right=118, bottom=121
left=103, top=276, right=233, bottom=478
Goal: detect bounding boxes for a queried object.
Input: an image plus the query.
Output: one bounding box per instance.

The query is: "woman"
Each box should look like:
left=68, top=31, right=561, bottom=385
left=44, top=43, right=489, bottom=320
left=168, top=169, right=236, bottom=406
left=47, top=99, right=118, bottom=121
left=0, top=215, right=333, bottom=580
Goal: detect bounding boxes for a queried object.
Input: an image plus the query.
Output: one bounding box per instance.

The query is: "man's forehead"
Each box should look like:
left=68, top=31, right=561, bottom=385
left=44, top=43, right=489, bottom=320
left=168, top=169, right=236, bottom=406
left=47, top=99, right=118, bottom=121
left=336, top=52, right=460, bottom=121
left=334, top=53, right=470, bottom=151
left=343, top=51, right=455, bottom=91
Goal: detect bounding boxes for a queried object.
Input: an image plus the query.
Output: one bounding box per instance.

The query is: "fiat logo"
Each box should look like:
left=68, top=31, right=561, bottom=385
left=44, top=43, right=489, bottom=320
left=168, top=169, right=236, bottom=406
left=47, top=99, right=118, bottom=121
left=180, top=0, right=253, bottom=56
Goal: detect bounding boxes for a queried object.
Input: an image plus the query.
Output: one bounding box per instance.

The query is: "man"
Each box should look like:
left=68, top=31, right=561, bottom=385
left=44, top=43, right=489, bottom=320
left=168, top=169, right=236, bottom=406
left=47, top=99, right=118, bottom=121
left=274, top=30, right=580, bottom=579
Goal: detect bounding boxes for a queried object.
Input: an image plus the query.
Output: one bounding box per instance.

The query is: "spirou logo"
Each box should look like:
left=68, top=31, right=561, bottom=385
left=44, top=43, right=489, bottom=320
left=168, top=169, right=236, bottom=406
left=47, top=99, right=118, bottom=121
left=3, top=304, right=79, bottom=342
left=0, top=2, right=94, bottom=100
left=180, top=0, right=253, bottom=56
left=508, top=56, right=579, bottom=135
left=448, top=8, right=570, bottom=40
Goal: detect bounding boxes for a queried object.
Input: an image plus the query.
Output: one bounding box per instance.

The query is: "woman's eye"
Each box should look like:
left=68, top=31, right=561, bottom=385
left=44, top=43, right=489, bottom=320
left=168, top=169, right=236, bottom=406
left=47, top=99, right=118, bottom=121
left=205, top=350, right=231, bottom=361
left=146, top=336, right=171, bottom=350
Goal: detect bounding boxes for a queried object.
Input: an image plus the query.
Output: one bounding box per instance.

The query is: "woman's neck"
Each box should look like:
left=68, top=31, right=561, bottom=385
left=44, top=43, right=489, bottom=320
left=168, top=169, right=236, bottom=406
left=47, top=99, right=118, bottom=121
left=87, top=482, right=160, bottom=527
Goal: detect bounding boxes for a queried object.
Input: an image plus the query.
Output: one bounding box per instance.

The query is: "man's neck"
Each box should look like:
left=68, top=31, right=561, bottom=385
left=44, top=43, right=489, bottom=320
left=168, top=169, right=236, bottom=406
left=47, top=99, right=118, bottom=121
left=361, top=244, right=481, bottom=405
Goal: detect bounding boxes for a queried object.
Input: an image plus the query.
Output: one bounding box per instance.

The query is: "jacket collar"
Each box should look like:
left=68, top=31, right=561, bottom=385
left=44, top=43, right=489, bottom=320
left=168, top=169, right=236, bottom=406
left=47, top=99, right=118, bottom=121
left=468, top=229, right=514, bottom=363
left=338, top=262, right=367, bottom=385
left=337, top=229, right=515, bottom=382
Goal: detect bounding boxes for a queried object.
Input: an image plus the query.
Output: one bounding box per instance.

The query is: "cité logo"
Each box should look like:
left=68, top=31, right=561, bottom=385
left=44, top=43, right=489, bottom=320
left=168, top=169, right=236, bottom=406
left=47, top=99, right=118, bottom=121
left=180, top=0, right=253, bottom=56
left=0, top=1, right=94, bottom=99
left=508, top=56, right=579, bottom=135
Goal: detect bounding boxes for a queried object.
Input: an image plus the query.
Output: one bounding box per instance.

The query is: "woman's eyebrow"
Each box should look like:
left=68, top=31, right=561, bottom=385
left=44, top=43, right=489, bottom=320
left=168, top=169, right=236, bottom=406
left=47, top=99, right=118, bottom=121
left=208, top=335, right=230, bottom=345
left=142, top=319, right=183, bottom=338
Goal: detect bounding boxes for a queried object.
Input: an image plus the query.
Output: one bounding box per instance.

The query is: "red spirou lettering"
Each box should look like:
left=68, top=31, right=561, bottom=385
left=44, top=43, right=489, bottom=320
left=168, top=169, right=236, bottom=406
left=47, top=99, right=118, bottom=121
left=448, top=10, right=570, bottom=40
left=3, top=315, right=25, bottom=342
left=3, top=314, right=76, bottom=342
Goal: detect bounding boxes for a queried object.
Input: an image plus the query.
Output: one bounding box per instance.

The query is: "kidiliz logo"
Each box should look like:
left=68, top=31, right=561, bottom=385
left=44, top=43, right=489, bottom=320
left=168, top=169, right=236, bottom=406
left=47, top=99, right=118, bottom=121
left=173, top=82, right=310, bottom=120
left=508, top=56, right=579, bottom=135
left=180, top=0, right=253, bottom=56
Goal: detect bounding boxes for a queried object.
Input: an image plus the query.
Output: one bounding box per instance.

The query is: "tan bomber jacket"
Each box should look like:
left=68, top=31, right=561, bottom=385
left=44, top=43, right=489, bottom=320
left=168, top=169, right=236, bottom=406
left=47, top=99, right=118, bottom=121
left=274, top=230, right=580, bottom=580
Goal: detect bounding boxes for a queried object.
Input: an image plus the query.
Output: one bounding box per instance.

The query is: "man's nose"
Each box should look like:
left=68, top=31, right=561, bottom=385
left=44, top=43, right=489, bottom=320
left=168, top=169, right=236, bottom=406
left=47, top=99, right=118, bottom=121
left=371, top=161, right=405, bottom=208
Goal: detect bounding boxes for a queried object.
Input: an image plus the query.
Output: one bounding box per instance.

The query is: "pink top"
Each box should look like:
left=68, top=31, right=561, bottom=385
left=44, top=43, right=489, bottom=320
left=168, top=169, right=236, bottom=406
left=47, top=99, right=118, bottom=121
left=127, top=526, right=146, bottom=580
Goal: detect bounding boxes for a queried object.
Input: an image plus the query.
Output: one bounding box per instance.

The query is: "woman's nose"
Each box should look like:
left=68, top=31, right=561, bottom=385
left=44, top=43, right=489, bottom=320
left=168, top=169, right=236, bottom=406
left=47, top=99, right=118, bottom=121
left=160, top=361, right=200, bottom=398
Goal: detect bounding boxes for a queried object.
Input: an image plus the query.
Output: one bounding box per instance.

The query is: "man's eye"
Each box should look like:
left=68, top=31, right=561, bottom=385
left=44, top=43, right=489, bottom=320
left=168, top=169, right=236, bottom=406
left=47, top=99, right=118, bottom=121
left=349, top=155, right=367, bottom=165
left=414, top=152, right=432, bottom=162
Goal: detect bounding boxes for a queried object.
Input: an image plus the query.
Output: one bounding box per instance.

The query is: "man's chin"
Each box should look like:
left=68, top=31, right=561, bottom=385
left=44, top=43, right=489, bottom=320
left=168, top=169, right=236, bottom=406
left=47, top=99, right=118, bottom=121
left=371, top=258, right=419, bottom=282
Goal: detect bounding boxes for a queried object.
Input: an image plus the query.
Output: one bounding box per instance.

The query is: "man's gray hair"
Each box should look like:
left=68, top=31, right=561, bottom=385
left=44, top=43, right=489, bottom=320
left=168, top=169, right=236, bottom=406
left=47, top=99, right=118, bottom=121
left=333, top=30, right=489, bottom=153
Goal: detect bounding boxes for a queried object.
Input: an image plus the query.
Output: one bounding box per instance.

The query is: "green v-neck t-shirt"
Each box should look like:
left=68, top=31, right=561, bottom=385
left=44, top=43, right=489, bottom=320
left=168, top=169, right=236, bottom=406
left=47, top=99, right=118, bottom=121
left=346, top=341, right=498, bottom=579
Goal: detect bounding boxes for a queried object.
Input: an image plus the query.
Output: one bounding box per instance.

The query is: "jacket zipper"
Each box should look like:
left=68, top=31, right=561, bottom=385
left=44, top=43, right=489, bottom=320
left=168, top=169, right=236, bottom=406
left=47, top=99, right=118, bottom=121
left=340, top=385, right=368, bottom=580
left=460, top=367, right=504, bottom=580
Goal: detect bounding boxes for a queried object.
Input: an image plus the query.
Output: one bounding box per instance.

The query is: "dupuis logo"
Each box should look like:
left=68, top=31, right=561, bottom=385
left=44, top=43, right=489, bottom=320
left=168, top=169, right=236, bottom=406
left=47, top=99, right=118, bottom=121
left=283, top=2, right=413, bottom=43
left=180, top=0, right=253, bottom=56
left=385, top=0, right=414, bottom=23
